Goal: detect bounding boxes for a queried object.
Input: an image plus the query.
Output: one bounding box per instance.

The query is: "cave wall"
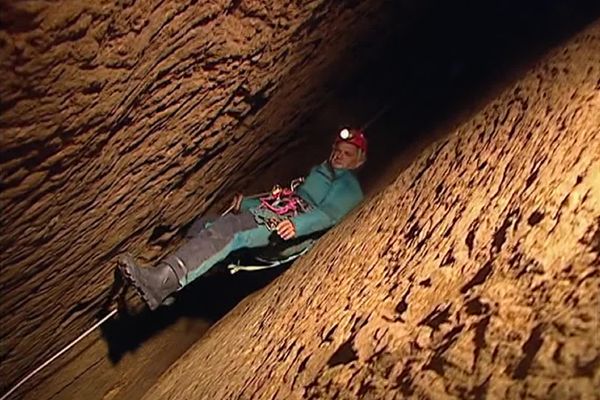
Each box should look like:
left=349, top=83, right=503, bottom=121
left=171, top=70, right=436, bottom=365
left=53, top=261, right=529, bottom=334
left=145, top=21, right=600, bottom=399
left=0, top=0, right=413, bottom=392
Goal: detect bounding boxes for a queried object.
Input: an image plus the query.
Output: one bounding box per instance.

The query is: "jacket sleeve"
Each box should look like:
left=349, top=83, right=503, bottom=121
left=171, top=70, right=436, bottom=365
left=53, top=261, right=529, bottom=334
left=291, top=178, right=363, bottom=237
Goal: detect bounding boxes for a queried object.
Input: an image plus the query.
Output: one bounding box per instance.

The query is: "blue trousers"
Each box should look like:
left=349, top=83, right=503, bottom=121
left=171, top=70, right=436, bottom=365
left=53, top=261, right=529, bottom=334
left=163, top=212, right=273, bottom=286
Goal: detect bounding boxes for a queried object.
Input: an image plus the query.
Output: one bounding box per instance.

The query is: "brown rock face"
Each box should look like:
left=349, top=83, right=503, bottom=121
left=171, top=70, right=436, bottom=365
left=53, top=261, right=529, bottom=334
left=145, top=22, right=600, bottom=399
left=0, top=0, right=408, bottom=394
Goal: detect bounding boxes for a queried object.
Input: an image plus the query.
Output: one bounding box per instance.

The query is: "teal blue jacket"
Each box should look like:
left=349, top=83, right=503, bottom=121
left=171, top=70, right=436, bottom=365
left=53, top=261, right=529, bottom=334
left=241, top=162, right=363, bottom=237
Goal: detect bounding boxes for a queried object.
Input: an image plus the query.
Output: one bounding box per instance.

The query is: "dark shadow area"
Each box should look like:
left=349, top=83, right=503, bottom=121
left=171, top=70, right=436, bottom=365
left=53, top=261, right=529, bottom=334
left=331, top=0, right=600, bottom=192
left=100, top=0, right=599, bottom=362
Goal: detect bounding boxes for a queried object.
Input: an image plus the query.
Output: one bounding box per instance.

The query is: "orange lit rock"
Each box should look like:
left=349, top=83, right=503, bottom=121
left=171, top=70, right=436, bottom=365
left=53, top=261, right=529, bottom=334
left=0, top=0, right=399, bottom=395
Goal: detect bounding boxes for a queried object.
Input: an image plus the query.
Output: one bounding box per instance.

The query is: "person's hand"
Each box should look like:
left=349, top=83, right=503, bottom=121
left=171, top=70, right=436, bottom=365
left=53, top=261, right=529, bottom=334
left=276, top=219, right=296, bottom=240
left=230, top=193, right=244, bottom=214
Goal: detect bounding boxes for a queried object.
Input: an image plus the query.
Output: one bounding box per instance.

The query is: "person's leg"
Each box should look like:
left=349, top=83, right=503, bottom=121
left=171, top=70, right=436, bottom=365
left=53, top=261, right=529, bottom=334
left=164, top=212, right=272, bottom=285
left=118, top=212, right=271, bottom=310
left=185, top=215, right=217, bottom=239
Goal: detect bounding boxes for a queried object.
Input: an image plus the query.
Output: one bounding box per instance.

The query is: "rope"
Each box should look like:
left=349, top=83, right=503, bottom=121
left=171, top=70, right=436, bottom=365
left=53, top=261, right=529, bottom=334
left=361, top=103, right=392, bottom=131
left=221, top=190, right=272, bottom=216
left=221, top=204, right=235, bottom=216
left=0, top=309, right=118, bottom=400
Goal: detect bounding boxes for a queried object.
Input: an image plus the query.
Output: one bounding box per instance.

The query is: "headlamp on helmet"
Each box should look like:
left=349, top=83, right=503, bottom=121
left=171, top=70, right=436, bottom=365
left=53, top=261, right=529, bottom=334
left=335, top=127, right=368, bottom=154
left=339, top=128, right=351, bottom=140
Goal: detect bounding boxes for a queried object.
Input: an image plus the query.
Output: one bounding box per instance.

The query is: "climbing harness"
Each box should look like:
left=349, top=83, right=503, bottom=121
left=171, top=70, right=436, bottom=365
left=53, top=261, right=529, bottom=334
left=258, top=177, right=309, bottom=217
left=224, top=177, right=317, bottom=273
left=246, top=177, right=311, bottom=232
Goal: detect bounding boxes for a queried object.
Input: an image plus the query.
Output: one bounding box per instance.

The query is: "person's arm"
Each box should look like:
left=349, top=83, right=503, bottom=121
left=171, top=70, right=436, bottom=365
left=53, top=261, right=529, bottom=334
left=290, top=178, right=363, bottom=237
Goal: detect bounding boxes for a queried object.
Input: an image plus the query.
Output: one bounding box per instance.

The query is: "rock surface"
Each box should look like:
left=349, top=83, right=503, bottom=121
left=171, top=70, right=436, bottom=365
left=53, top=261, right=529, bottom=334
left=0, top=0, right=407, bottom=394
left=145, top=22, right=600, bottom=400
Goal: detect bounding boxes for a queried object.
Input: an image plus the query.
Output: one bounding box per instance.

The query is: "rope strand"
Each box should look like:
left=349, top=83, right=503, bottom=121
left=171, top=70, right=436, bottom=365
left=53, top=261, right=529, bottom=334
left=361, top=103, right=392, bottom=130
left=1, top=309, right=118, bottom=400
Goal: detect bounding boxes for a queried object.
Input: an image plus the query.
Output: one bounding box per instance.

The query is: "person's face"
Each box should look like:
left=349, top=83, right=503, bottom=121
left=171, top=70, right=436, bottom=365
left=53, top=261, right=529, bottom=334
left=329, top=141, right=365, bottom=170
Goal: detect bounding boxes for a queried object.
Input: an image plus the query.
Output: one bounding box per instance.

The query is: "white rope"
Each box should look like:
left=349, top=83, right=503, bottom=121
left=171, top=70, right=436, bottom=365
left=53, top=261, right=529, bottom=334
left=1, top=309, right=118, bottom=400
left=361, top=103, right=392, bottom=130
left=221, top=190, right=271, bottom=216
left=221, top=204, right=235, bottom=216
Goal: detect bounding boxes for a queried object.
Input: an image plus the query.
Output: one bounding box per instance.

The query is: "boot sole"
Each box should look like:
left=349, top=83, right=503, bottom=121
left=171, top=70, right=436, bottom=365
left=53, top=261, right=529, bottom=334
left=117, top=255, right=161, bottom=311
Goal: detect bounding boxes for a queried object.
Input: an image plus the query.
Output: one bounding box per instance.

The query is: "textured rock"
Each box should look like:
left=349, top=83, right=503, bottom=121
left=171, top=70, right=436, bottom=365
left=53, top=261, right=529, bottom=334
left=0, top=0, right=406, bottom=393
left=145, top=22, right=600, bottom=399
left=23, top=315, right=210, bottom=400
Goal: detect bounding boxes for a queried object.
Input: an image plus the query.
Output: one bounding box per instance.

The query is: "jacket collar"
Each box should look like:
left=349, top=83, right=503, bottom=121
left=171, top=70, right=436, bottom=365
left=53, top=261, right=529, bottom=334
left=320, top=161, right=354, bottom=180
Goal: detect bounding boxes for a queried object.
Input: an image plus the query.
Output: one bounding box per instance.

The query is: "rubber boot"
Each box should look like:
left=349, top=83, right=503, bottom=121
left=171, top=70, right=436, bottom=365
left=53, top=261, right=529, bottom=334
left=118, top=253, right=181, bottom=311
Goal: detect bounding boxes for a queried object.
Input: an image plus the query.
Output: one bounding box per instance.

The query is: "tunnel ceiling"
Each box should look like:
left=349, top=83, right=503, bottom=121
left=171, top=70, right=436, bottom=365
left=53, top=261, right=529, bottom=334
left=0, top=0, right=423, bottom=392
